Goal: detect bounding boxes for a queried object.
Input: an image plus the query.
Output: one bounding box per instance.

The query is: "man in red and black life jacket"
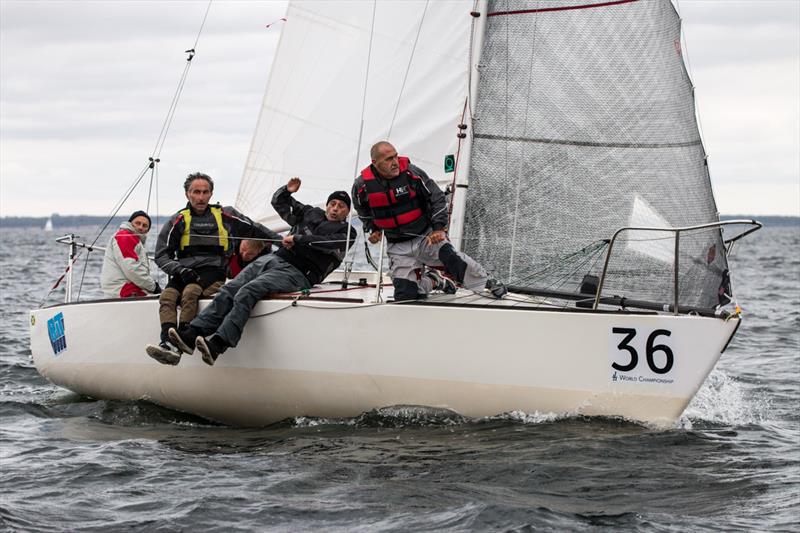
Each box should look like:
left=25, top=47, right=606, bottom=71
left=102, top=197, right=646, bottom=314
left=352, top=141, right=507, bottom=302
left=145, top=172, right=282, bottom=364
left=162, top=177, right=358, bottom=366
left=226, top=238, right=270, bottom=279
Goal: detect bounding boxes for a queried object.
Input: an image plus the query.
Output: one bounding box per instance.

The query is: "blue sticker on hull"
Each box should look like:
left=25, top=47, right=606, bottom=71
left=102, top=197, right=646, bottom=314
left=47, top=312, right=67, bottom=355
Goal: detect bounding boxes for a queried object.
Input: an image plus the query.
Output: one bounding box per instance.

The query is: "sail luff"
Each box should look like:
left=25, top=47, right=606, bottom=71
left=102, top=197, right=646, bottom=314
left=235, top=3, right=291, bottom=214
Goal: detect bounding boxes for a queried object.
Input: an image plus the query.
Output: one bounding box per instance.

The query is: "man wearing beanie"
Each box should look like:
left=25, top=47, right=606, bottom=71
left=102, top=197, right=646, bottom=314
left=101, top=210, right=160, bottom=298
left=163, top=177, right=357, bottom=367
left=353, top=141, right=506, bottom=301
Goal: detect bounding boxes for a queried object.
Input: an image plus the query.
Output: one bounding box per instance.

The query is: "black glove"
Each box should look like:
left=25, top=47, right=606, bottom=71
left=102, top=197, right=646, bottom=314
left=178, top=268, right=200, bottom=285
left=152, top=282, right=162, bottom=294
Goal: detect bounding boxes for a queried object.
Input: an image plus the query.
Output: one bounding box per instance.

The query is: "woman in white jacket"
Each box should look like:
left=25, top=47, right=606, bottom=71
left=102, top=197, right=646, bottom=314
left=101, top=211, right=160, bottom=298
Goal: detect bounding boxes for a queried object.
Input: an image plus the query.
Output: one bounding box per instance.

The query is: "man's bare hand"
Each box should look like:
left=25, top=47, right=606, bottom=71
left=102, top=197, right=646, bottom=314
left=287, top=177, right=301, bottom=193
left=368, top=231, right=383, bottom=244
left=282, top=235, right=295, bottom=249
left=426, top=230, right=447, bottom=245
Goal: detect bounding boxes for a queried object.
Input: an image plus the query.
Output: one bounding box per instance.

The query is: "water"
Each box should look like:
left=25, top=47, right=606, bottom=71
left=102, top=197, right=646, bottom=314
left=1, top=223, right=798, bottom=531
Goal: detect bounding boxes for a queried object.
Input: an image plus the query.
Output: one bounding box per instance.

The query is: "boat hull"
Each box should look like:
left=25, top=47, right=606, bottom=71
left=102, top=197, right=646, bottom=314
left=30, top=297, right=738, bottom=426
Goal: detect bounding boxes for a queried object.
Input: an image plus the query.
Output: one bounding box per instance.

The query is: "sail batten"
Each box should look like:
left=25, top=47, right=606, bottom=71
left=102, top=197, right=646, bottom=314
left=473, top=133, right=702, bottom=149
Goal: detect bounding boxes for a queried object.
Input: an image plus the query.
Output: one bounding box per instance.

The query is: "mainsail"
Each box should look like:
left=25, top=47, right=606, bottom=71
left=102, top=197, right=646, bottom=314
left=236, top=0, right=476, bottom=225
left=462, top=0, right=728, bottom=308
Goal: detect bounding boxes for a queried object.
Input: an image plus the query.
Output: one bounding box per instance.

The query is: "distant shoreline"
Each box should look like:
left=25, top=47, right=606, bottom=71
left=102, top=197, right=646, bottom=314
left=2, top=214, right=798, bottom=228
left=0, top=215, right=171, bottom=228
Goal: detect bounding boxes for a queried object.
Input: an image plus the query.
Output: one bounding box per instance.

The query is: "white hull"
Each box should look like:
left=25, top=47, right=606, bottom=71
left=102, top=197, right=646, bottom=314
left=29, top=287, right=738, bottom=427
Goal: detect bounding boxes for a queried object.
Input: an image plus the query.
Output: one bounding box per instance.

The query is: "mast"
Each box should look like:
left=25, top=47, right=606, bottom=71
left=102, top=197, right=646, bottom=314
left=448, top=0, right=489, bottom=252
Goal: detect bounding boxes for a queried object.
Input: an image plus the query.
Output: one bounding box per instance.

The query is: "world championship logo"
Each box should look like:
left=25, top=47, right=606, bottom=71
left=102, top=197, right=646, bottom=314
left=47, top=312, right=67, bottom=355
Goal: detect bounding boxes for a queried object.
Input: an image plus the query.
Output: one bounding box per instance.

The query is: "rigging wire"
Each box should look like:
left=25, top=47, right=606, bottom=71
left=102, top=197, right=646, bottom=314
left=151, top=0, right=212, bottom=159
left=386, top=0, right=429, bottom=139
left=49, top=1, right=213, bottom=306
left=343, top=0, right=378, bottom=280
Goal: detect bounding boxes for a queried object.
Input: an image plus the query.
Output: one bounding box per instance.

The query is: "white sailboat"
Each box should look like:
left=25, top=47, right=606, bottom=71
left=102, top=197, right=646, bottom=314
left=43, top=217, right=53, bottom=232
left=29, top=0, right=760, bottom=427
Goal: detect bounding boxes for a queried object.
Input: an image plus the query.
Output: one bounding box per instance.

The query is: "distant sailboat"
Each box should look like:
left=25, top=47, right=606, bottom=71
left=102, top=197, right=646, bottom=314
left=43, top=217, right=53, bottom=232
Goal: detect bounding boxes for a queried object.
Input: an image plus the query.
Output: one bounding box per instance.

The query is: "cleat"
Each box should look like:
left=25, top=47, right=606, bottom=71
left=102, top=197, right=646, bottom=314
left=146, top=341, right=181, bottom=366
left=485, top=278, right=507, bottom=299
left=196, top=334, right=227, bottom=366
left=426, top=269, right=457, bottom=295
left=168, top=327, right=196, bottom=355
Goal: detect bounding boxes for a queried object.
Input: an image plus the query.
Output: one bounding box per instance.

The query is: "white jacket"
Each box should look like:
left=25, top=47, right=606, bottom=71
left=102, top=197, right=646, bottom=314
left=100, top=222, right=158, bottom=298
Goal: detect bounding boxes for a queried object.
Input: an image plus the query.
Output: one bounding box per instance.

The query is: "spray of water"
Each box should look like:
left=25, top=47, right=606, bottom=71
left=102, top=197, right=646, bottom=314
left=680, top=369, right=771, bottom=428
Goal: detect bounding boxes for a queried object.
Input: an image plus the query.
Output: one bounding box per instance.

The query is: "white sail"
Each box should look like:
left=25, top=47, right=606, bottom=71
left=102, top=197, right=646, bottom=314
left=236, top=0, right=476, bottom=225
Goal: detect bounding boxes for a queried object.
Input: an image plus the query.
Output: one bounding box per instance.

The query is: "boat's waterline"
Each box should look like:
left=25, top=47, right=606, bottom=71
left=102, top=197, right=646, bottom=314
left=30, top=292, right=738, bottom=426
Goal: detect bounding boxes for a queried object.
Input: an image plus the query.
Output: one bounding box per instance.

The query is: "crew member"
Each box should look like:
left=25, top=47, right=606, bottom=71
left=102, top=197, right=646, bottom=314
left=164, top=177, right=357, bottom=366
left=352, top=141, right=506, bottom=301
left=227, top=239, right=270, bottom=279
left=146, top=172, right=281, bottom=363
left=100, top=210, right=160, bottom=298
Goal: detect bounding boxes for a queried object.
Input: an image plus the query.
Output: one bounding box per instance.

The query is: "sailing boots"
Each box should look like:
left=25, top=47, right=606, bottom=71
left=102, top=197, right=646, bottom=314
left=426, top=269, right=457, bottom=295
left=145, top=341, right=182, bottom=366
left=196, top=334, right=229, bottom=367
left=485, top=279, right=508, bottom=299
left=168, top=325, right=201, bottom=355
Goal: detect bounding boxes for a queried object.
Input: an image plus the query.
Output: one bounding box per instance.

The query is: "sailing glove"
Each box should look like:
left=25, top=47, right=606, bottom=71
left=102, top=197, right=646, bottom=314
left=178, top=268, right=200, bottom=285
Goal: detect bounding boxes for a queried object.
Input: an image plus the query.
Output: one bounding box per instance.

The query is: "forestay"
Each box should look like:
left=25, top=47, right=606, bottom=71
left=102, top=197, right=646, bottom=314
left=236, top=0, right=476, bottom=226
left=463, top=0, right=728, bottom=309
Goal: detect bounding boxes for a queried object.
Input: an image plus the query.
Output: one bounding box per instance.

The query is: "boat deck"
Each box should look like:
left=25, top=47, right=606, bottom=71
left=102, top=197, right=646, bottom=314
left=271, top=280, right=605, bottom=313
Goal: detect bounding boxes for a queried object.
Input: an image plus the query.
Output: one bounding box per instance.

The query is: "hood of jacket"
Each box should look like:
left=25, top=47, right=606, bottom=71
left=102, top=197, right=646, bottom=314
left=118, top=221, right=148, bottom=245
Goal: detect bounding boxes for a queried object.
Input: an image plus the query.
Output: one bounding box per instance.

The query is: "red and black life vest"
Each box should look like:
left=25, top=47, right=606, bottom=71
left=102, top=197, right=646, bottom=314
left=360, top=157, right=425, bottom=229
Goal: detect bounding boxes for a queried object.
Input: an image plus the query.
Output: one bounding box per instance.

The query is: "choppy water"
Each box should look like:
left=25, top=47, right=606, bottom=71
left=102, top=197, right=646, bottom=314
left=1, top=222, right=798, bottom=531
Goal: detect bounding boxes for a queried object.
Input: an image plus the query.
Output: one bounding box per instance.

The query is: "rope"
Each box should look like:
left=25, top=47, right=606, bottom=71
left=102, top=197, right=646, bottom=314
left=177, top=233, right=356, bottom=246
left=249, top=298, right=386, bottom=318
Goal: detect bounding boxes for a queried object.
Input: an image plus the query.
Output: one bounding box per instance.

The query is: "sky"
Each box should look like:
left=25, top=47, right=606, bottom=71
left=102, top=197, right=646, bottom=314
left=1, top=0, right=798, bottom=218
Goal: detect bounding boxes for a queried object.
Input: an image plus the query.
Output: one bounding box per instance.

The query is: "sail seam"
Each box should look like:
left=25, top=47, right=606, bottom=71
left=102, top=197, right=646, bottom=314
left=473, top=133, right=702, bottom=149
left=487, top=0, right=639, bottom=17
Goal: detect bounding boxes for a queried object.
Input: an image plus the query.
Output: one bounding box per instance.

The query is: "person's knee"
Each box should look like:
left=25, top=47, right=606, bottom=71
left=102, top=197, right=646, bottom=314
left=159, top=288, right=180, bottom=306
left=393, top=278, right=422, bottom=301
left=233, top=284, right=268, bottom=308
left=438, top=243, right=467, bottom=283
left=181, top=283, right=202, bottom=301
left=203, top=281, right=223, bottom=297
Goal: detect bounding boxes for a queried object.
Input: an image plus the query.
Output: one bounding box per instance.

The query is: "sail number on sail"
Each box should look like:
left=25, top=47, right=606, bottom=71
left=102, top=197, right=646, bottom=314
left=610, top=328, right=674, bottom=377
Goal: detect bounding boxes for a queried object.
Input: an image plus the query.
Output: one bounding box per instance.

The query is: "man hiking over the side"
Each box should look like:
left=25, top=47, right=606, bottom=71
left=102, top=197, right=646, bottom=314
left=163, top=177, right=357, bottom=366
left=145, top=172, right=281, bottom=364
